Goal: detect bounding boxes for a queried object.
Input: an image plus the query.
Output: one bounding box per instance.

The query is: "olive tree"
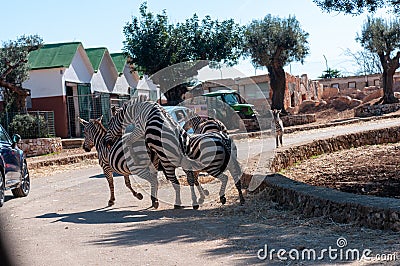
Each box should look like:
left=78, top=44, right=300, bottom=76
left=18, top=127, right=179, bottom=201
left=0, top=35, right=43, bottom=112
left=244, top=15, right=309, bottom=112
left=313, top=0, right=400, bottom=14
left=357, top=17, right=400, bottom=104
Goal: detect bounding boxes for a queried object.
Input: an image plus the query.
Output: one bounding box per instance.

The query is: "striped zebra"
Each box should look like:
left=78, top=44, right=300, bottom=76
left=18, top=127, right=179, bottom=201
left=183, top=113, right=228, bottom=134
left=104, top=100, right=245, bottom=208
left=79, top=117, right=158, bottom=208
left=271, top=109, right=284, bottom=147
left=110, top=103, right=209, bottom=207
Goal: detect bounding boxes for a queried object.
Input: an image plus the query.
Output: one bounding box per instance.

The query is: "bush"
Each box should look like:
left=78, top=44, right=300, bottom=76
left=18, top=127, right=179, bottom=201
left=9, top=114, right=49, bottom=139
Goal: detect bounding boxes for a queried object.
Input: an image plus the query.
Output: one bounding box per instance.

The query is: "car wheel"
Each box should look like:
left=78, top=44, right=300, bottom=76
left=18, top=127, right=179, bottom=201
left=0, top=170, right=5, bottom=207
left=12, top=160, right=30, bottom=197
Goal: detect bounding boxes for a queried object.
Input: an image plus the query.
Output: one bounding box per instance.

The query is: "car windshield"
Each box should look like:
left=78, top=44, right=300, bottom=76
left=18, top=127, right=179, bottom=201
left=223, top=94, right=238, bottom=105
left=0, top=126, right=11, bottom=143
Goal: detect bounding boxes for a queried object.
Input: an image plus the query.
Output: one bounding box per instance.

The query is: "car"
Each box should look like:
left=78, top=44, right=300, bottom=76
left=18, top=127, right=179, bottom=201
left=0, top=125, right=30, bottom=207
left=162, top=106, right=195, bottom=134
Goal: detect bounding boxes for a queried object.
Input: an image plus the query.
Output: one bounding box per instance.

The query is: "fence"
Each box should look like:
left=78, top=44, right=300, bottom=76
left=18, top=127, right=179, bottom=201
left=1, top=111, right=56, bottom=139
left=66, top=94, right=131, bottom=137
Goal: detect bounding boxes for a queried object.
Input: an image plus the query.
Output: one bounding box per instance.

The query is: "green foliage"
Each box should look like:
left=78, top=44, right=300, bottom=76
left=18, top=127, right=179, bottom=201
left=319, top=67, right=342, bottom=79
left=357, top=17, right=400, bottom=56
left=356, top=16, right=400, bottom=104
left=0, top=35, right=43, bottom=85
left=0, top=35, right=43, bottom=112
left=244, top=15, right=310, bottom=69
left=9, top=114, right=49, bottom=139
left=123, top=2, right=244, bottom=76
left=313, top=0, right=400, bottom=15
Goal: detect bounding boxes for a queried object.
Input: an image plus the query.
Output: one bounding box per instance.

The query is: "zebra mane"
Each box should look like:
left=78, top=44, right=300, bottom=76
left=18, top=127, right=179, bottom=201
left=93, top=118, right=107, bottom=132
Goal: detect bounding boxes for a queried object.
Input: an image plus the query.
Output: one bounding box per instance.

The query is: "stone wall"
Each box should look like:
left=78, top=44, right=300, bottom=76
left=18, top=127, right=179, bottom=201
left=270, top=126, right=400, bottom=172
left=246, top=125, right=400, bottom=231
left=281, top=114, right=316, bottom=127
left=20, top=138, right=63, bottom=157
left=355, top=103, right=400, bottom=117
left=253, top=174, right=400, bottom=231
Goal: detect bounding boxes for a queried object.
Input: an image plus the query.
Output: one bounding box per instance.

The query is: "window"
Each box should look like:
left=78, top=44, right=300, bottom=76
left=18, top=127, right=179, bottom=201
left=331, top=83, right=339, bottom=88
left=348, top=82, right=356, bottom=88
left=374, top=79, right=380, bottom=86
left=0, top=126, right=11, bottom=143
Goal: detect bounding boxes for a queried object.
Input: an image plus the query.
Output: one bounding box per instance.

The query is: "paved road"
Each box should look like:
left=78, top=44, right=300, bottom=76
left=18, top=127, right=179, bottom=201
left=1, top=117, right=400, bottom=266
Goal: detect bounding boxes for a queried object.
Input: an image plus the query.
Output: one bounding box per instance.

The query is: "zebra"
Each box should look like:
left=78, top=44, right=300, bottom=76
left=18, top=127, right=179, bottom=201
left=183, top=112, right=228, bottom=134
left=79, top=116, right=145, bottom=206
left=104, top=99, right=245, bottom=208
left=271, top=109, right=284, bottom=147
left=110, top=103, right=209, bottom=208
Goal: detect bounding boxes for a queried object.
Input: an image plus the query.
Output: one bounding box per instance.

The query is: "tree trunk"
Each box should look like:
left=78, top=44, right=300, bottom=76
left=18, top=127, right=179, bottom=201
left=267, top=65, right=286, bottom=112
left=0, top=80, right=29, bottom=112
left=381, top=68, right=399, bottom=104
left=379, top=52, right=400, bottom=105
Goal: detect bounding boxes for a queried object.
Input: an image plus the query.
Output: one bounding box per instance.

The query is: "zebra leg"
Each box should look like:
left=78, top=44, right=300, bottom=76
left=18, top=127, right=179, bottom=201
left=227, top=151, right=246, bottom=205
left=217, top=173, right=229, bottom=204
left=103, top=166, right=115, bottom=206
left=279, top=134, right=283, bottom=146
left=123, top=175, right=143, bottom=200
left=193, top=171, right=208, bottom=204
left=164, top=168, right=183, bottom=209
left=185, top=170, right=199, bottom=209
left=276, top=136, right=279, bottom=148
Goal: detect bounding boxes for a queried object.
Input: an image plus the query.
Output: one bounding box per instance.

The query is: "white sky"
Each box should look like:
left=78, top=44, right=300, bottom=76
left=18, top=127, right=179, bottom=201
left=1, top=0, right=392, bottom=80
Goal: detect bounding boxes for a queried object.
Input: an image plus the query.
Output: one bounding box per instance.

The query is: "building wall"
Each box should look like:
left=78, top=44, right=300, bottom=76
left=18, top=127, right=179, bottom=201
left=91, top=53, right=118, bottom=93
left=23, top=68, right=64, bottom=98
left=64, top=47, right=93, bottom=86
left=30, top=96, right=69, bottom=138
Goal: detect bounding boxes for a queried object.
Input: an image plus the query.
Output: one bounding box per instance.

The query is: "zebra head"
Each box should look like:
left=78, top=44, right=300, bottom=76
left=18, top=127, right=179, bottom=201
left=79, top=116, right=104, bottom=152
left=104, top=101, right=127, bottom=148
left=271, top=109, right=282, bottom=121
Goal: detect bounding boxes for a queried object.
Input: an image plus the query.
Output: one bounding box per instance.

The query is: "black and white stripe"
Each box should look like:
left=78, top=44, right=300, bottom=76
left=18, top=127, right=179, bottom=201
left=79, top=116, right=147, bottom=207
left=104, top=99, right=245, bottom=207
left=271, top=109, right=284, bottom=147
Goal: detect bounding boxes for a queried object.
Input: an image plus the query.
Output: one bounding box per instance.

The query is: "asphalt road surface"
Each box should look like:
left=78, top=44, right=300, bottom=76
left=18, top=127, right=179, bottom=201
left=1, top=117, right=399, bottom=266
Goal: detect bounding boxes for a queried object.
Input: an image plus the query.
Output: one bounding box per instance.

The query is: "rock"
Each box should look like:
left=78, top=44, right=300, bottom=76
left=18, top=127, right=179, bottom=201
left=332, top=96, right=352, bottom=111
left=362, top=89, right=383, bottom=103
left=322, top=87, right=339, bottom=99
left=299, top=100, right=318, bottom=113
left=349, top=99, right=363, bottom=109
left=395, top=92, right=400, bottom=99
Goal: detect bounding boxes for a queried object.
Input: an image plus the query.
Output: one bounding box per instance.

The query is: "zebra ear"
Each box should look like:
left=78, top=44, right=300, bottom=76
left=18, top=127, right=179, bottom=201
left=78, top=117, right=89, bottom=125
left=97, top=115, right=103, bottom=123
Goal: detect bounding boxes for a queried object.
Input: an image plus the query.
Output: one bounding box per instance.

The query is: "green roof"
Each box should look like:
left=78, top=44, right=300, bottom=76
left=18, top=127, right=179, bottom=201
left=28, top=42, right=82, bottom=70
left=85, top=47, right=107, bottom=72
left=110, top=53, right=127, bottom=74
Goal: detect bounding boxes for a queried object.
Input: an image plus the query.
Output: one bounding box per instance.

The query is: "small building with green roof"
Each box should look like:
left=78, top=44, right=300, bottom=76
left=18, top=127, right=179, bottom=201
left=23, top=42, right=94, bottom=138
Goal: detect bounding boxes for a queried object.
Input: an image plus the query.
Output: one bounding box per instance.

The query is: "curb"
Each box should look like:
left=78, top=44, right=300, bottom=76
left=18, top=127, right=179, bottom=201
left=27, top=152, right=98, bottom=169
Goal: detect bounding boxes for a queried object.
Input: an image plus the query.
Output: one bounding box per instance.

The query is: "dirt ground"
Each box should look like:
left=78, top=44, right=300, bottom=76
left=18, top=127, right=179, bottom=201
left=282, top=142, right=400, bottom=199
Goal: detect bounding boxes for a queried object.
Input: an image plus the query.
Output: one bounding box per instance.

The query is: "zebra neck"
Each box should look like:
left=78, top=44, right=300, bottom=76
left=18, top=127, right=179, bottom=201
left=94, top=129, right=107, bottom=150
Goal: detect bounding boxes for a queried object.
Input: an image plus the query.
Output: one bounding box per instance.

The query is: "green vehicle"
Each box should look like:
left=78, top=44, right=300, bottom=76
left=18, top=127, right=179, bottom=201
left=202, top=89, right=259, bottom=130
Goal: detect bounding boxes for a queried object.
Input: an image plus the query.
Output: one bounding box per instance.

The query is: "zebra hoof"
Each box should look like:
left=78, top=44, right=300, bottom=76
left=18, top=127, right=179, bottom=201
left=136, top=193, right=144, bottom=200
left=108, top=200, right=115, bottom=207
left=220, top=196, right=227, bottom=205
left=174, top=205, right=184, bottom=209
left=152, top=201, right=159, bottom=209
left=240, top=198, right=245, bottom=205
left=193, top=205, right=199, bottom=210
left=198, top=197, right=205, bottom=204
left=203, top=189, right=210, bottom=196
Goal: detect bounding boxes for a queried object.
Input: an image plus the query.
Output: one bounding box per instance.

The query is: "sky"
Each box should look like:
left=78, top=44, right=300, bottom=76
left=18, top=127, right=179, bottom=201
left=1, top=0, right=393, bottom=80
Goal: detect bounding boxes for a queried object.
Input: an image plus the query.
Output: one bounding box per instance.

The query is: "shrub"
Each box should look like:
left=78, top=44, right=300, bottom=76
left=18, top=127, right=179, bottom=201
left=9, top=114, right=49, bottom=139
